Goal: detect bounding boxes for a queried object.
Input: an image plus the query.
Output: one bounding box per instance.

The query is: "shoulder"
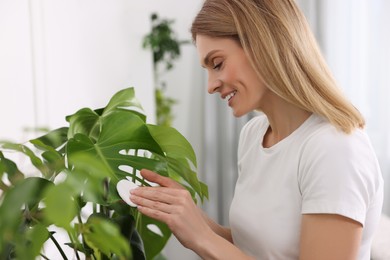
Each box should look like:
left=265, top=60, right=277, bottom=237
left=298, top=114, right=382, bottom=189
left=299, top=116, right=383, bottom=224
left=300, top=115, right=380, bottom=179
left=301, top=117, right=376, bottom=164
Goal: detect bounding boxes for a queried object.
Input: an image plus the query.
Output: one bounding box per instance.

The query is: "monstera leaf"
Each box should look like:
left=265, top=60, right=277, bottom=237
left=0, top=87, right=208, bottom=260
left=64, top=88, right=207, bottom=258
left=65, top=88, right=207, bottom=200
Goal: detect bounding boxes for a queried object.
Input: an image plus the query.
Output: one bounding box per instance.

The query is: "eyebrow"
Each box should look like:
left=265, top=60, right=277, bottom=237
left=202, top=50, right=220, bottom=68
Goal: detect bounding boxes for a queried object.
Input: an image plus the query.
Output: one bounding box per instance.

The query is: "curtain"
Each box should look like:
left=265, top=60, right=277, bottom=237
left=201, top=93, right=253, bottom=225
left=312, top=0, right=390, bottom=215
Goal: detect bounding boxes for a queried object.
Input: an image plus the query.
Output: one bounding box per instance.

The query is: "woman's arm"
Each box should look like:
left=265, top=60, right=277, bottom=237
left=193, top=230, right=253, bottom=260
left=200, top=210, right=233, bottom=243
left=130, top=169, right=253, bottom=260
left=299, top=214, right=363, bottom=260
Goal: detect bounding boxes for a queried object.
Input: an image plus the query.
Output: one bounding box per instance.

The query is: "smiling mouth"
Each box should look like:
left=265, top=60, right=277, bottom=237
left=225, top=91, right=237, bottom=101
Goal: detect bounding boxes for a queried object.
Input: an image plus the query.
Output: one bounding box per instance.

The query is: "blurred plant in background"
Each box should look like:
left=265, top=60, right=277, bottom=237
left=142, top=13, right=190, bottom=127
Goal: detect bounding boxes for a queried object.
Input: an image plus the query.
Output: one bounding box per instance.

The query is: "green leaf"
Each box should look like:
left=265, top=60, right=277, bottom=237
left=67, top=136, right=167, bottom=206
left=99, top=111, right=163, bottom=155
left=103, top=87, right=145, bottom=121
left=113, top=214, right=145, bottom=260
left=41, top=150, right=65, bottom=176
left=28, top=129, right=67, bottom=179
left=67, top=108, right=100, bottom=140
left=43, top=183, right=77, bottom=230
left=67, top=111, right=167, bottom=183
left=0, top=142, right=50, bottom=177
left=139, top=215, right=171, bottom=260
left=146, top=124, right=196, bottom=167
left=200, top=182, right=209, bottom=200
left=0, top=177, right=53, bottom=253
left=30, top=127, right=68, bottom=151
left=65, top=153, right=116, bottom=205
left=20, top=224, right=50, bottom=258
left=0, top=151, right=24, bottom=189
left=146, top=125, right=208, bottom=200
left=84, top=214, right=132, bottom=259
left=165, top=156, right=207, bottom=202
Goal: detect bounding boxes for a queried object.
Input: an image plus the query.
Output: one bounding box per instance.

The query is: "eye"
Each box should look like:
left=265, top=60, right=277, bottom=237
left=212, top=60, right=223, bottom=70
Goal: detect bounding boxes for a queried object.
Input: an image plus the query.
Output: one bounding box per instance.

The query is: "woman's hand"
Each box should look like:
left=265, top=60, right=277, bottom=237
left=129, top=169, right=213, bottom=250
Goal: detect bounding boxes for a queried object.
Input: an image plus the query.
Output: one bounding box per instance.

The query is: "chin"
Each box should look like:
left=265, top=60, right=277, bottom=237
left=232, top=109, right=246, bottom=118
left=232, top=105, right=256, bottom=117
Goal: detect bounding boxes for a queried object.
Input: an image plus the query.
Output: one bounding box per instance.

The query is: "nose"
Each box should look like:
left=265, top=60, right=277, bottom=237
left=207, top=77, right=222, bottom=94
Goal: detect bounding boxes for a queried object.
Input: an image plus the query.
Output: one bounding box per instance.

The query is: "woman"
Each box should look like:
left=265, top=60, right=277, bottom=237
left=130, top=0, right=384, bottom=259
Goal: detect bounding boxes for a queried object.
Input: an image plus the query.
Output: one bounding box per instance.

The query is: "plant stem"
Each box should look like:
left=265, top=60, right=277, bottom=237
left=49, top=232, right=68, bottom=260
left=77, top=212, right=83, bottom=227
left=100, top=178, right=110, bottom=217
left=75, top=250, right=81, bottom=260
left=67, top=231, right=81, bottom=260
left=77, top=211, right=86, bottom=258
left=132, top=149, right=143, bottom=232
left=132, top=149, right=138, bottom=183
left=135, top=210, right=142, bottom=233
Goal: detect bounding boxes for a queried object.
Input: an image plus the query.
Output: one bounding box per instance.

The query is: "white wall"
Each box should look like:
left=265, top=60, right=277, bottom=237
left=0, top=0, right=36, bottom=142
left=0, top=0, right=156, bottom=142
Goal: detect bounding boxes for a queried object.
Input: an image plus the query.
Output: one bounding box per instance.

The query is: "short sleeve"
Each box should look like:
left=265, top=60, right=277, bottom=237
left=298, top=127, right=381, bottom=226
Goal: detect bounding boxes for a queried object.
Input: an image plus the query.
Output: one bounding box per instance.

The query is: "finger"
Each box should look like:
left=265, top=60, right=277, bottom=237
left=132, top=187, right=193, bottom=208
left=131, top=187, right=179, bottom=204
left=140, top=169, right=183, bottom=189
left=136, top=205, right=170, bottom=224
left=130, top=194, right=174, bottom=214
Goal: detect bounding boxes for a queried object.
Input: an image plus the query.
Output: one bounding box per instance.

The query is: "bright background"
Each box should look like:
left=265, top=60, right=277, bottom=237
left=1, top=0, right=389, bottom=259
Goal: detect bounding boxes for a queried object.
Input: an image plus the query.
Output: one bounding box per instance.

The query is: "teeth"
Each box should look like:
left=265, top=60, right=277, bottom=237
left=226, top=91, right=237, bottom=101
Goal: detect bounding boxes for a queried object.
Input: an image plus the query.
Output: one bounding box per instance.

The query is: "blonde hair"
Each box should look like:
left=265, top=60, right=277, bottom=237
left=191, top=0, right=364, bottom=133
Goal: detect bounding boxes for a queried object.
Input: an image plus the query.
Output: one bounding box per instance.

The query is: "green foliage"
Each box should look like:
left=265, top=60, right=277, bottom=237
left=142, top=13, right=188, bottom=72
left=155, top=88, right=177, bottom=127
left=0, top=87, right=208, bottom=259
left=143, top=13, right=189, bottom=127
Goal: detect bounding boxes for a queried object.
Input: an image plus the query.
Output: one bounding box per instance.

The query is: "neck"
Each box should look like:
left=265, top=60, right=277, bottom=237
left=261, top=95, right=312, bottom=148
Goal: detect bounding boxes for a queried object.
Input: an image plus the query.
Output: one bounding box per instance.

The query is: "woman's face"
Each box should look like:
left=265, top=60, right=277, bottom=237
left=196, top=35, right=269, bottom=117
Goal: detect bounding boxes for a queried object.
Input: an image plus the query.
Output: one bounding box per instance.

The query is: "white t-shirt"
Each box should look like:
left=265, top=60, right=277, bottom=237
left=229, top=113, right=383, bottom=260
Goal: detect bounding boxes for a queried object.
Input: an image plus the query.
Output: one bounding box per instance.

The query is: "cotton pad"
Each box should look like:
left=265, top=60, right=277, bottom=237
left=116, top=179, right=139, bottom=207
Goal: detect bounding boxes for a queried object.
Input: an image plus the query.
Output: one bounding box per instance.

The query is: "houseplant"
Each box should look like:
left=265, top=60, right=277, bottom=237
left=142, top=13, right=190, bottom=127
left=0, top=87, right=208, bottom=259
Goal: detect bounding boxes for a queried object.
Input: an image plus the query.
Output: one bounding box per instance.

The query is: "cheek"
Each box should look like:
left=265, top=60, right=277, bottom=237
left=219, top=65, right=238, bottom=83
